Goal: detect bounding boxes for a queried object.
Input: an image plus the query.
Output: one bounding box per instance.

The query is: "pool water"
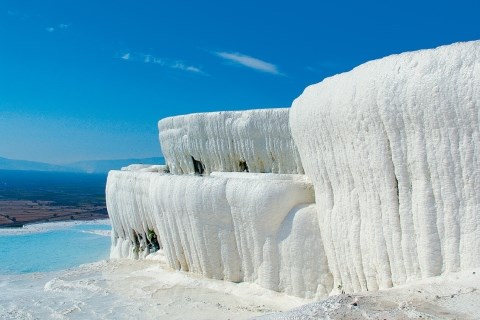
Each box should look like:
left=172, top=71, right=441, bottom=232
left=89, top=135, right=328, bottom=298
left=0, top=221, right=111, bottom=274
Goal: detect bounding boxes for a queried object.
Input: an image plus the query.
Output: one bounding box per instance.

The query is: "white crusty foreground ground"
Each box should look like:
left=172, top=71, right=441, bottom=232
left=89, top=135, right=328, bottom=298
left=259, top=268, right=480, bottom=320
left=159, top=109, right=304, bottom=175
left=107, top=170, right=332, bottom=298
left=0, top=258, right=306, bottom=320
left=291, top=40, right=480, bottom=294
left=2, top=258, right=478, bottom=319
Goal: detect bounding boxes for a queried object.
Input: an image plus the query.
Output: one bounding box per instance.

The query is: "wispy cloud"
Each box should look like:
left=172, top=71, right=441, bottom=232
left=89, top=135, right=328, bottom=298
left=215, top=51, right=281, bottom=75
left=171, top=62, right=202, bottom=73
left=45, top=23, right=71, bottom=33
left=7, top=10, right=30, bottom=19
left=117, top=51, right=204, bottom=74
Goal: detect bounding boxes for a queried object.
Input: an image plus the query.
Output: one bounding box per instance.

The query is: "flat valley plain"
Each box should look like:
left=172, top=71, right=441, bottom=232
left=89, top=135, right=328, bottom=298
left=0, top=170, right=108, bottom=227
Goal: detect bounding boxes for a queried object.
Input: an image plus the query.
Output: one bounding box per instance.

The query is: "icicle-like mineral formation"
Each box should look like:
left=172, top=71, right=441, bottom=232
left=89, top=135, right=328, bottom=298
left=107, top=170, right=332, bottom=298
left=159, top=108, right=304, bottom=175
left=290, top=40, right=480, bottom=293
left=107, top=40, right=479, bottom=299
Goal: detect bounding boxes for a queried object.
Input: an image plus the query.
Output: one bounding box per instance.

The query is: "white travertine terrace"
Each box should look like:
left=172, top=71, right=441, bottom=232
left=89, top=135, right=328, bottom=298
left=158, top=108, right=304, bottom=175
left=107, top=40, right=479, bottom=299
left=107, top=170, right=332, bottom=298
left=291, top=40, right=480, bottom=293
left=120, top=164, right=169, bottom=172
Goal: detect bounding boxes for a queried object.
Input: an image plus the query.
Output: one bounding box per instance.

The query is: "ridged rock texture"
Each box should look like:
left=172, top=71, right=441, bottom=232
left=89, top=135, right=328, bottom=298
left=107, top=40, right=479, bottom=299
left=158, top=108, right=304, bottom=175
left=290, top=40, right=480, bottom=293
left=107, top=170, right=332, bottom=298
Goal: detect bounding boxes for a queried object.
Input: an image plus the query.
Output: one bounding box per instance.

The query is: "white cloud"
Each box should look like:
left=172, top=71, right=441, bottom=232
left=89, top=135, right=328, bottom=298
left=152, top=57, right=165, bottom=65
left=143, top=54, right=152, bottom=63
left=117, top=51, right=203, bottom=74
left=7, top=10, right=30, bottom=19
left=171, top=62, right=202, bottom=73
left=215, top=51, right=281, bottom=75
left=186, top=66, right=202, bottom=73
left=45, top=24, right=70, bottom=33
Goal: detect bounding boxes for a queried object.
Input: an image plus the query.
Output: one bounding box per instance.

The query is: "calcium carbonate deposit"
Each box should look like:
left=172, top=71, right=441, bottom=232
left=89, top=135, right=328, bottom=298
left=107, top=40, right=479, bottom=301
left=159, top=108, right=304, bottom=175
left=291, top=40, right=480, bottom=293
left=107, top=170, right=331, bottom=298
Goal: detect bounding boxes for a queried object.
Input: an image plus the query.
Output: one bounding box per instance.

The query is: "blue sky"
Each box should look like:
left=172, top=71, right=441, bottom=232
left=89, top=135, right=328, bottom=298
left=1, top=0, right=479, bottom=164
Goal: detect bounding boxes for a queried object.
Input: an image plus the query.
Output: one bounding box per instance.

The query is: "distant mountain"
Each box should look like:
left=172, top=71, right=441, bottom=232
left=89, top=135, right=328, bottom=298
left=0, top=156, right=165, bottom=174
left=0, top=157, right=69, bottom=172
left=64, top=157, right=165, bottom=174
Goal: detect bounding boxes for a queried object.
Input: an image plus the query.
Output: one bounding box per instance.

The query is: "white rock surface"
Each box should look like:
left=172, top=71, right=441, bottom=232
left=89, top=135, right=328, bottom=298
left=260, top=268, right=480, bottom=320
left=106, top=170, right=332, bottom=298
left=158, top=109, right=304, bottom=175
left=121, top=164, right=169, bottom=172
left=290, top=41, right=480, bottom=293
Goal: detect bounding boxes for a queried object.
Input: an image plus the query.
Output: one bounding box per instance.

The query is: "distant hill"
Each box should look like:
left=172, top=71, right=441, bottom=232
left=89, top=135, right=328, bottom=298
left=0, top=157, right=69, bottom=172
left=64, top=157, right=165, bottom=174
left=0, top=156, right=164, bottom=174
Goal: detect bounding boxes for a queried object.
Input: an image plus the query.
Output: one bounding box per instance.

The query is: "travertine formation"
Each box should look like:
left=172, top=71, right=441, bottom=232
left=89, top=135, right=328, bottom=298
left=291, top=40, right=480, bottom=293
left=107, top=40, right=480, bottom=298
left=159, top=109, right=304, bottom=175
left=107, top=170, right=331, bottom=298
